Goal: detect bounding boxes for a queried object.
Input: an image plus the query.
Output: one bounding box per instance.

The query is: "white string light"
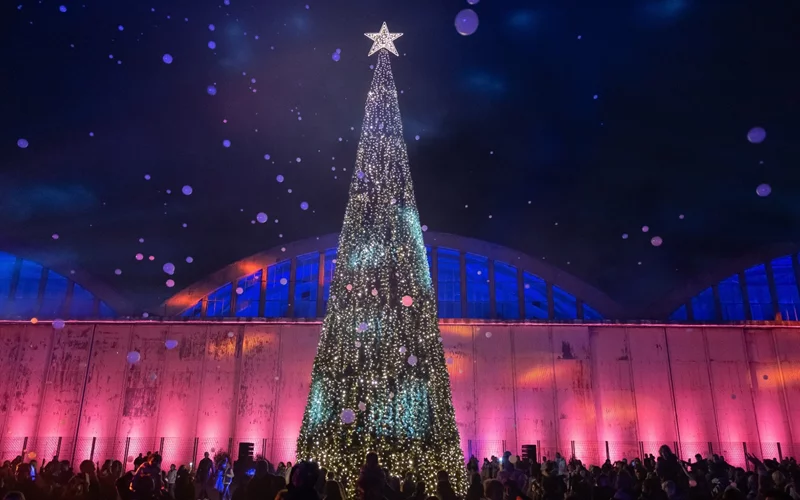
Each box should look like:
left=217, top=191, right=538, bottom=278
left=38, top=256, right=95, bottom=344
left=296, top=23, right=467, bottom=497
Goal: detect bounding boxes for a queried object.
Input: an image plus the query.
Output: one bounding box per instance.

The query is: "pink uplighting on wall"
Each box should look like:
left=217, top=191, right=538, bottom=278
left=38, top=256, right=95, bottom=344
left=0, top=322, right=799, bottom=469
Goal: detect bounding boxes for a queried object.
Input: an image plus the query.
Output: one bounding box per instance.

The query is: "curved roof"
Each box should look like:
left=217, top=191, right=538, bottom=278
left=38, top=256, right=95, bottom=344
left=664, top=244, right=800, bottom=322
left=0, top=250, right=129, bottom=320
left=161, top=231, right=625, bottom=319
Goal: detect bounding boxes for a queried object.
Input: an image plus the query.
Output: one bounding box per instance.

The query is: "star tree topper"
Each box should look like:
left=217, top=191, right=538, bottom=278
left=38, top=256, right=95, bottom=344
left=365, top=22, right=403, bottom=57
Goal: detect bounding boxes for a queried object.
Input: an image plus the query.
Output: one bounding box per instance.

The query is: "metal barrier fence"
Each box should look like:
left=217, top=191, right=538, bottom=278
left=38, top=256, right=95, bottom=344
left=1, top=436, right=797, bottom=471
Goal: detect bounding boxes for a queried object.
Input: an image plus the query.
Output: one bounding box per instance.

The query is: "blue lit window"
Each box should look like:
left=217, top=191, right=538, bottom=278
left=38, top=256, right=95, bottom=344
left=99, top=302, right=115, bottom=318
left=12, top=260, right=42, bottom=318
left=772, top=256, right=800, bottom=321
left=670, top=304, right=688, bottom=321
left=745, top=264, right=773, bottom=320
left=691, top=287, right=716, bottom=321
left=719, top=273, right=745, bottom=320
left=265, top=260, right=291, bottom=317
left=465, top=253, right=490, bottom=319
left=206, top=283, right=232, bottom=317
left=553, top=285, right=577, bottom=320
left=523, top=272, right=548, bottom=319
left=583, top=302, right=603, bottom=320
left=235, top=270, right=262, bottom=317
left=494, top=261, right=519, bottom=319
left=322, top=249, right=337, bottom=315
left=0, top=253, right=16, bottom=309
left=294, top=253, right=320, bottom=318
left=437, top=248, right=461, bottom=318
left=40, top=270, right=68, bottom=318
left=70, top=283, right=96, bottom=318
left=181, top=300, right=202, bottom=318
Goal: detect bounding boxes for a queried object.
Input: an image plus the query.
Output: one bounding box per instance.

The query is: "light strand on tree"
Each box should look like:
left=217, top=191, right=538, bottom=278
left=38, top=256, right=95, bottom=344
left=296, top=23, right=467, bottom=497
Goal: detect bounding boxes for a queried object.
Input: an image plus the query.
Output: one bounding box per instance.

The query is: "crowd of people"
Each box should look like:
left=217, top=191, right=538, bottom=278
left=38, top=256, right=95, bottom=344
left=0, top=445, right=798, bottom=500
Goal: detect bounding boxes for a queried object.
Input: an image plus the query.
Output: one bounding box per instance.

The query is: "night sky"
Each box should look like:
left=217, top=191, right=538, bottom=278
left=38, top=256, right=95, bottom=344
left=4, top=0, right=800, bottom=313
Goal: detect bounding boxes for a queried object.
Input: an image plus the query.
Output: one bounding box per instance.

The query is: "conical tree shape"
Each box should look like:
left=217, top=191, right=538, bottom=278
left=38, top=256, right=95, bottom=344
left=296, top=48, right=466, bottom=494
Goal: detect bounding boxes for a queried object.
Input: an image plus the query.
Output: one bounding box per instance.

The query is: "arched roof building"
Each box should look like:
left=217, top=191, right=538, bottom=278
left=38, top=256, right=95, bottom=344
left=0, top=250, right=122, bottom=320
left=666, top=246, right=800, bottom=322
left=162, top=232, right=625, bottom=320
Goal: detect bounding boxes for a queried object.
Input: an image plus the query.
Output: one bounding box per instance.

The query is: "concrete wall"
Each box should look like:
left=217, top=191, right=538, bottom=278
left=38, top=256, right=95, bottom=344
left=1, top=322, right=798, bottom=469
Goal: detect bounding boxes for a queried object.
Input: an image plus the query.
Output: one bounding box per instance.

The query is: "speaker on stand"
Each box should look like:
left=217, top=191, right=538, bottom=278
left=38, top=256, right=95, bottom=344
left=521, top=444, right=537, bottom=463
left=233, top=442, right=255, bottom=485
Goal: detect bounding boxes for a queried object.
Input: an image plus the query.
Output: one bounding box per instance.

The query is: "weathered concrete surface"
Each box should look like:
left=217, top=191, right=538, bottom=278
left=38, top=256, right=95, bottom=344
left=0, top=322, right=798, bottom=468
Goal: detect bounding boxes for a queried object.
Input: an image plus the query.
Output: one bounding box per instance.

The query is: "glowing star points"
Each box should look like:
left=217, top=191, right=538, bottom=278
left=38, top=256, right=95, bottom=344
left=365, top=22, right=403, bottom=57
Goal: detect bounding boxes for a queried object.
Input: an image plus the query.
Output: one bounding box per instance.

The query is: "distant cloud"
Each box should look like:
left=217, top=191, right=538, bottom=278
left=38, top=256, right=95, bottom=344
left=507, top=9, right=537, bottom=29
left=464, top=72, right=507, bottom=94
left=0, top=181, right=97, bottom=221
left=640, top=0, right=687, bottom=19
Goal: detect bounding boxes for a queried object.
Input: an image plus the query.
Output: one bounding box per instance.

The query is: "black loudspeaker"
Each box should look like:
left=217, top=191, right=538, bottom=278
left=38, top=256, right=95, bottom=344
left=234, top=443, right=256, bottom=486
left=238, top=442, right=254, bottom=461
left=521, top=444, right=537, bottom=461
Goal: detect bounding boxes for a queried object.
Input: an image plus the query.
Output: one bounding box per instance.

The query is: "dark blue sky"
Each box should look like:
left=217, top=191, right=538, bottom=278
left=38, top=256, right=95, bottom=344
left=3, top=0, right=799, bottom=311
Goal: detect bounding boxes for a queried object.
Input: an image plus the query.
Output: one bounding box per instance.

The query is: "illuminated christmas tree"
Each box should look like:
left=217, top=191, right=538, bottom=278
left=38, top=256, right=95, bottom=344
left=296, top=22, right=467, bottom=495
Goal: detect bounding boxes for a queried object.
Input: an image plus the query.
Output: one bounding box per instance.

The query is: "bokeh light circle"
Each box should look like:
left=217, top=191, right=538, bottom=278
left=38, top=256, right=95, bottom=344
left=756, top=183, right=771, bottom=197
left=455, top=9, right=479, bottom=36
left=747, top=127, right=766, bottom=144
